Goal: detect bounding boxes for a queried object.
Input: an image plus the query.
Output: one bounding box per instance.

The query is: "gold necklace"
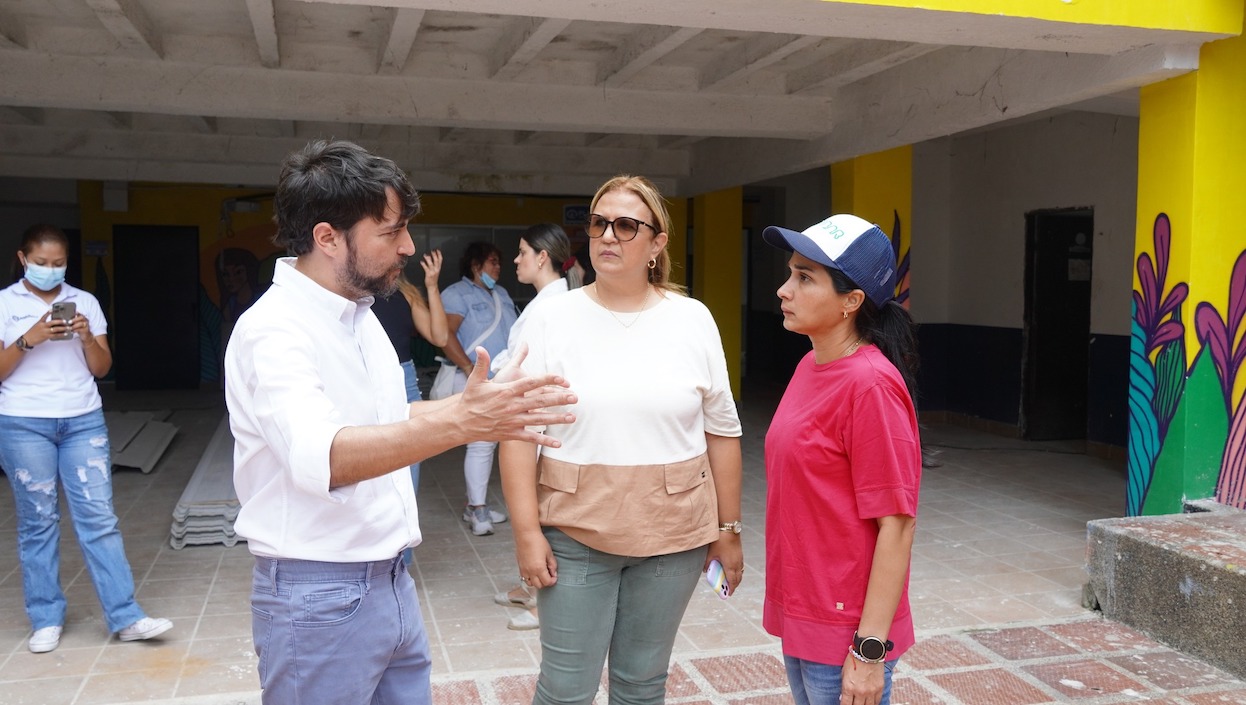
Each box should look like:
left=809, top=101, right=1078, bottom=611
left=842, top=337, right=863, bottom=358
left=592, top=285, right=652, bottom=329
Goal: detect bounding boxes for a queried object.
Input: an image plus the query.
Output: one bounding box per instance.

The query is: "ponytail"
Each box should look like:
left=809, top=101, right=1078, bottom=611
left=827, top=268, right=919, bottom=400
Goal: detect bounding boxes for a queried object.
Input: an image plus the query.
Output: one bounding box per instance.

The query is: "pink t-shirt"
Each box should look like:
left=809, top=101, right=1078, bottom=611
left=763, top=345, right=921, bottom=665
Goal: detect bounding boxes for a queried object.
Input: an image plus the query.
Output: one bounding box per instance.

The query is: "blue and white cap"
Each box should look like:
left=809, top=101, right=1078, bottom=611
left=762, top=214, right=896, bottom=307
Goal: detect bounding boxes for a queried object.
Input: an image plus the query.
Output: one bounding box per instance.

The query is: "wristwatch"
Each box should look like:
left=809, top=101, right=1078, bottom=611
left=853, top=632, right=894, bottom=663
left=14, top=336, right=32, bottom=352
left=718, top=520, right=742, bottom=534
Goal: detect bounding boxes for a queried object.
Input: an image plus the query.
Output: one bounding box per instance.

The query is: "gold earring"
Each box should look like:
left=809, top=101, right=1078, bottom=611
left=842, top=310, right=848, bottom=320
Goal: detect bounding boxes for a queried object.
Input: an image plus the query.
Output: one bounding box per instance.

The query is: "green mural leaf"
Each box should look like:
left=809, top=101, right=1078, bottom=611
left=1143, top=345, right=1229, bottom=515
left=1153, top=308, right=1187, bottom=436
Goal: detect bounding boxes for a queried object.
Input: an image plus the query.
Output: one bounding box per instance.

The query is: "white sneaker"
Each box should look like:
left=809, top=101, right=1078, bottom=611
left=462, top=505, right=493, bottom=536
left=118, top=617, right=173, bottom=642
left=28, top=626, right=62, bottom=653
left=486, top=506, right=508, bottom=524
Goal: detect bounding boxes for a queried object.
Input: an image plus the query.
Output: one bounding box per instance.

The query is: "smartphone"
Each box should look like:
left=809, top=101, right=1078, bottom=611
left=704, top=559, right=730, bottom=599
left=50, top=301, right=76, bottom=340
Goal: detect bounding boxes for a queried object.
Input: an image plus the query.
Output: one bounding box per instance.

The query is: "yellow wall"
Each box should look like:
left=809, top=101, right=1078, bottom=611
left=825, top=0, right=1241, bottom=32
left=692, top=188, right=744, bottom=399
left=1137, top=30, right=1246, bottom=405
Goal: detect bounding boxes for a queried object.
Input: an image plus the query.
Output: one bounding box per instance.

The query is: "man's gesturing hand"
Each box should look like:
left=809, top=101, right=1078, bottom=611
left=458, top=346, right=575, bottom=447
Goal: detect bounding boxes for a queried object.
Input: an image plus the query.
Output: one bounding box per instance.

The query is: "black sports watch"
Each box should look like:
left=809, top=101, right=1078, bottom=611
left=14, top=336, right=33, bottom=352
left=853, top=632, right=894, bottom=663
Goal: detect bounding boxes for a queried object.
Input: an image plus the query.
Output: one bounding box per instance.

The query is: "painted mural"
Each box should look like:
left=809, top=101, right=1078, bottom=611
left=1129, top=213, right=1246, bottom=514
left=889, top=210, right=910, bottom=308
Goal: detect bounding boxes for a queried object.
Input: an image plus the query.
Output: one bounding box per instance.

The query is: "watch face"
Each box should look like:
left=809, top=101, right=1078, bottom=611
left=858, top=637, right=886, bottom=661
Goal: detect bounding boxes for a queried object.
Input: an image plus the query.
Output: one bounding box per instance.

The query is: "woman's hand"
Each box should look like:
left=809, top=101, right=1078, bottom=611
left=705, top=533, right=744, bottom=595
left=21, top=311, right=67, bottom=347
left=70, top=314, right=95, bottom=347
left=514, top=528, right=558, bottom=589
left=421, top=250, right=443, bottom=288
left=839, top=653, right=886, bottom=705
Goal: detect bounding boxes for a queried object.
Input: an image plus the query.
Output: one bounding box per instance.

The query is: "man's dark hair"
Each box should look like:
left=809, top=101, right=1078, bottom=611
left=273, top=140, right=421, bottom=256
left=459, top=241, right=502, bottom=280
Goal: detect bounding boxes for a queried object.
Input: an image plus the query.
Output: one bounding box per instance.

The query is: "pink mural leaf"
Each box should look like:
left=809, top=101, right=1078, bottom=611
left=1195, top=301, right=1233, bottom=408
left=1216, top=402, right=1246, bottom=509
left=1157, top=283, right=1189, bottom=320
left=1136, top=252, right=1158, bottom=328
left=1132, top=291, right=1146, bottom=325
left=1228, top=251, right=1246, bottom=368
left=1150, top=321, right=1185, bottom=351
left=1152, top=213, right=1172, bottom=291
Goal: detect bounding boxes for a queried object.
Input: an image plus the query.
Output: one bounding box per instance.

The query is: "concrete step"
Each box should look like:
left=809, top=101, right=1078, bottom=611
left=1086, top=507, right=1246, bottom=679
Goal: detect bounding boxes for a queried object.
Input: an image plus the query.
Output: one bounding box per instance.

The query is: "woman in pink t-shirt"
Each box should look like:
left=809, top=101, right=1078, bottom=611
left=761, top=214, right=922, bottom=705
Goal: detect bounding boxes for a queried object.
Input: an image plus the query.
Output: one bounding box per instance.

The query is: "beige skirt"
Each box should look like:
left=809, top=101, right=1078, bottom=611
left=537, top=453, right=720, bottom=557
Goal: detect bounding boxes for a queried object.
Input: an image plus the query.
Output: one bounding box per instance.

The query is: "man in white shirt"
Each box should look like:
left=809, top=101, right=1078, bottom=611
left=225, top=140, right=576, bottom=705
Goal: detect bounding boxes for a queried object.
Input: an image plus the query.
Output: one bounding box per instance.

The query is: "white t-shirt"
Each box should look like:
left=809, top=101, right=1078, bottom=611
left=0, top=281, right=106, bottom=418
left=516, top=288, right=742, bottom=466
left=491, top=277, right=569, bottom=373
left=225, top=258, right=420, bottom=562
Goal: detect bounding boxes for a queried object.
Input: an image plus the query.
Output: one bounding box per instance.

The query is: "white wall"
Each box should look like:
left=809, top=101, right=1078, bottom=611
left=914, top=112, right=1138, bottom=335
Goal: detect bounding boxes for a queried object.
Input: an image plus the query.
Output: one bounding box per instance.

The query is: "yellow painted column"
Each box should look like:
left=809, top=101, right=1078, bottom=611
left=691, top=187, right=743, bottom=399
left=830, top=145, right=913, bottom=305
left=666, top=196, right=689, bottom=288
left=1129, top=22, right=1246, bottom=515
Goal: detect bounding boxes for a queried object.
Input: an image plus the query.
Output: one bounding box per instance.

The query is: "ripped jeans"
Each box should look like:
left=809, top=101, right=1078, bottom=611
left=0, top=410, right=146, bottom=632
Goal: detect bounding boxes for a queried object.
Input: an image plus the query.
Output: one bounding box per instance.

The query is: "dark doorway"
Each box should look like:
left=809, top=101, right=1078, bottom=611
left=112, top=225, right=200, bottom=390
left=1022, top=209, right=1093, bottom=440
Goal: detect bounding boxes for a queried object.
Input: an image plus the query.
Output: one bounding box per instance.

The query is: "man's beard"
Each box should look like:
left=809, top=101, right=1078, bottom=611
left=342, top=238, right=407, bottom=298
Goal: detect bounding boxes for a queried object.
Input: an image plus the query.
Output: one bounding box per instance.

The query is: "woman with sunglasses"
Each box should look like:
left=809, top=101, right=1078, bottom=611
left=500, top=176, right=743, bottom=705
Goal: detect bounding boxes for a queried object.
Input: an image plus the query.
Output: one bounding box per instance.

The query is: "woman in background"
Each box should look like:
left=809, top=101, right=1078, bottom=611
left=761, top=213, right=921, bottom=705
left=491, top=222, right=581, bottom=631
left=373, top=248, right=447, bottom=493
left=440, top=242, right=518, bottom=536
left=0, top=224, right=173, bottom=654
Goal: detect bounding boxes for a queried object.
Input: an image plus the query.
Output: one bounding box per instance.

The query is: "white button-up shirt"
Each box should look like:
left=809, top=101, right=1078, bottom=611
left=225, top=258, right=420, bottom=561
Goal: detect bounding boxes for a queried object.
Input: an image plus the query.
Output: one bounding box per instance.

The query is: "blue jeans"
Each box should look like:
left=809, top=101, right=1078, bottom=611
left=400, top=360, right=423, bottom=492
left=534, top=528, right=707, bottom=705
left=251, top=554, right=431, bottom=705
left=0, top=409, right=146, bottom=633
left=784, top=655, right=897, bottom=705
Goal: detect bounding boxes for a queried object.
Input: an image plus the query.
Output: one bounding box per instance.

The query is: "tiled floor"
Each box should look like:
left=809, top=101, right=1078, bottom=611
left=0, top=386, right=1243, bottom=704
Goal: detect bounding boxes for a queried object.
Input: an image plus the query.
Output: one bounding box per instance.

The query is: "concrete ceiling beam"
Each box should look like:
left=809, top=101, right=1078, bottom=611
left=598, top=26, right=703, bottom=87
left=699, top=34, right=823, bottom=92
left=244, top=0, right=281, bottom=68
left=0, top=10, right=27, bottom=48
left=0, top=52, right=832, bottom=139
left=311, top=0, right=1233, bottom=55
left=492, top=17, right=572, bottom=81
left=787, top=40, right=942, bottom=94
left=682, top=43, right=1200, bottom=195
left=0, top=123, right=689, bottom=179
left=378, top=8, right=425, bottom=75
left=0, top=106, right=41, bottom=125
left=83, top=0, right=162, bottom=58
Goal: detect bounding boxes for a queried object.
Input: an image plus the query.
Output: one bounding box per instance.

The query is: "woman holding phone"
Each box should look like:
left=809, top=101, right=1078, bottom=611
left=0, top=224, right=172, bottom=654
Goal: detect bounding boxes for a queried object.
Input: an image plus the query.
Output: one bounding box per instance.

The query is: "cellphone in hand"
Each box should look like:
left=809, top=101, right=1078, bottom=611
left=50, top=301, right=76, bottom=340
left=704, top=559, right=730, bottom=599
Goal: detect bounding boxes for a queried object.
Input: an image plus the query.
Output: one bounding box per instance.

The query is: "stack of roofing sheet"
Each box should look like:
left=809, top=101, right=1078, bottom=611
left=170, top=415, right=243, bottom=549
left=105, top=410, right=179, bottom=474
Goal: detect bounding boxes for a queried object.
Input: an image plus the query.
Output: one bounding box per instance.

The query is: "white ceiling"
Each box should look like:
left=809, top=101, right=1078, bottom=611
left=0, top=0, right=1224, bottom=196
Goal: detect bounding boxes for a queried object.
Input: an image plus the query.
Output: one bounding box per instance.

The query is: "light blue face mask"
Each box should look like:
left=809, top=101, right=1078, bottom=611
left=480, top=272, right=497, bottom=290
left=24, top=262, right=67, bottom=292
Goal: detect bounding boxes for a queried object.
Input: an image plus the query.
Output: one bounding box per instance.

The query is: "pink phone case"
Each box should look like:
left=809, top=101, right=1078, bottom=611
left=704, top=559, right=730, bottom=599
